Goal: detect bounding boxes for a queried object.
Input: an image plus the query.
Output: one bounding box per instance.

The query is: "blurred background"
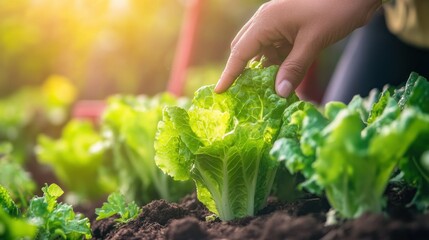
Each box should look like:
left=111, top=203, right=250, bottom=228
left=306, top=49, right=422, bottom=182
left=0, top=0, right=343, bottom=100
left=0, top=0, right=267, bottom=99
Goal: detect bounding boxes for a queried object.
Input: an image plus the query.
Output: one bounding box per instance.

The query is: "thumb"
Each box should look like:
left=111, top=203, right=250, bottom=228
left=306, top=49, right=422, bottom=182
left=275, top=39, right=319, bottom=98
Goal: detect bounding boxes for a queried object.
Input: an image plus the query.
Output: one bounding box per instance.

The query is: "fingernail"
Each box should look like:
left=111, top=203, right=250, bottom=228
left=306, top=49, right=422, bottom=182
left=276, top=80, right=293, bottom=97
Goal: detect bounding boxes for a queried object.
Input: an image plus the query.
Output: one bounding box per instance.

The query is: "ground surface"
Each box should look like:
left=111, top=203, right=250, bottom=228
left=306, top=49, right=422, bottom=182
left=91, top=186, right=429, bottom=240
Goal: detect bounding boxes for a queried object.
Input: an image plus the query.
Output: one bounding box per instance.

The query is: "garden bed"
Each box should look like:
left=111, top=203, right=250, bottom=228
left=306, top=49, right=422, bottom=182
left=91, top=185, right=429, bottom=240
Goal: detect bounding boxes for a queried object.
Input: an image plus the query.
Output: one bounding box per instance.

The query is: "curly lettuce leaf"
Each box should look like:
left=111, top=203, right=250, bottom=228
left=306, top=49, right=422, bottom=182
left=155, top=63, right=298, bottom=220
left=0, top=185, right=19, bottom=217
left=0, top=143, right=36, bottom=209
left=27, top=184, right=92, bottom=240
left=95, top=192, right=141, bottom=224
left=271, top=101, right=329, bottom=194
left=271, top=72, right=429, bottom=218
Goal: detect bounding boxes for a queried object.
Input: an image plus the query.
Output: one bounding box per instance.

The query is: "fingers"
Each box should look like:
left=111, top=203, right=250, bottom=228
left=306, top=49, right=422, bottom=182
left=275, top=35, right=320, bottom=98
left=215, top=30, right=262, bottom=93
left=231, top=19, right=252, bottom=48
left=265, top=43, right=293, bottom=66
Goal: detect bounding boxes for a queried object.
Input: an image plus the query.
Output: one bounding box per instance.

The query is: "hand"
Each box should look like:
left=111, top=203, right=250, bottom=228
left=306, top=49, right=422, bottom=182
left=215, top=0, right=381, bottom=97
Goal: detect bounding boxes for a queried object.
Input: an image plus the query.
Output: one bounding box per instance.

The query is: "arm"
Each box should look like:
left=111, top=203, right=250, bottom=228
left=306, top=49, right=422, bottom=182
left=215, top=0, right=382, bottom=97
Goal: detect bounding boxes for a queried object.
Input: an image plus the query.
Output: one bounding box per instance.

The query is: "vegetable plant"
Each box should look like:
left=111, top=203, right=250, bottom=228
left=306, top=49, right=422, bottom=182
left=1, top=183, right=36, bottom=240
left=27, top=183, right=92, bottom=239
left=0, top=208, right=37, bottom=240
left=102, top=93, right=193, bottom=204
left=0, top=183, right=91, bottom=240
left=0, top=142, right=36, bottom=209
left=0, top=76, right=76, bottom=163
left=95, top=191, right=141, bottom=224
left=155, top=61, right=298, bottom=221
left=0, top=185, right=19, bottom=217
left=395, top=73, right=429, bottom=211
left=36, top=120, right=116, bottom=202
left=271, top=72, right=429, bottom=218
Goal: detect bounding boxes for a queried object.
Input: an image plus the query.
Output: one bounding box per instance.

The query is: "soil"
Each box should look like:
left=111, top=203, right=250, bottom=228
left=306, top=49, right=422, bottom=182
left=91, top=185, right=429, bottom=240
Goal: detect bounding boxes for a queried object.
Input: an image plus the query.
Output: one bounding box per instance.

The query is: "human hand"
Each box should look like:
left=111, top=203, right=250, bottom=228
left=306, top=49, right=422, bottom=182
left=215, top=0, right=381, bottom=97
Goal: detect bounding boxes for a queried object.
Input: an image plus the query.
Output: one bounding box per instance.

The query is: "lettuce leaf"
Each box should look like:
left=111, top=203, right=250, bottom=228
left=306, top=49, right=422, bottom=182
left=95, top=191, right=141, bottom=224
left=271, top=72, right=429, bottom=218
left=0, top=206, right=37, bottom=239
left=102, top=93, right=193, bottom=204
left=27, top=184, right=92, bottom=240
left=155, top=63, right=298, bottom=220
left=36, top=120, right=116, bottom=201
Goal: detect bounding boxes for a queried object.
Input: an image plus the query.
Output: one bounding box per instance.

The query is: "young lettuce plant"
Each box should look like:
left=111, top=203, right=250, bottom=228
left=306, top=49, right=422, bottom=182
left=0, top=76, right=76, bottom=163
left=0, top=142, right=36, bottom=209
left=36, top=120, right=117, bottom=202
left=0, top=185, right=19, bottom=217
left=0, top=185, right=37, bottom=239
left=271, top=72, right=429, bottom=218
left=95, top=191, right=141, bottom=224
left=394, top=73, right=429, bottom=211
left=26, top=183, right=92, bottom=239
left=155, top=62, right=298, bottom=221
left=102, top=93, right=193, bottom=204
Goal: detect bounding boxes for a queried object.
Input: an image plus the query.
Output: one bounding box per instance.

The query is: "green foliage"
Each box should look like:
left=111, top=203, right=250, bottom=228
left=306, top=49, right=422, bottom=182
left=0, top=185, right=19, bottom=217
left=0, top=87, right=43, bottom=163
left=0, top=76, right=76, bottom=163
left=1, top=183, right=91, bottom=240
left=271, top=72, right=429, bottom=218
left=271, top=101, right=325, bottom=194
left=395, top=73, right=429, bottom=211
left=102, top=93, right=193, bottom=204
left=155, top=62, right=298, bottom=221
left=95, top=192, right=141, bottom=224
left=36, top=120, right=116, bottom=201
left=27, top=183, right=92, bottom=240
left=0, top=142, right=36, bottom=209
left=0, top=180, right=37, bottom=239
left=0, top=207, right=37, bottom=240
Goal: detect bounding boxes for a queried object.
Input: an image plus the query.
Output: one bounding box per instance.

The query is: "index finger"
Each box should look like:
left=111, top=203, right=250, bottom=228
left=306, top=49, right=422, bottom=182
left=214, top=30, right=262, bottom=93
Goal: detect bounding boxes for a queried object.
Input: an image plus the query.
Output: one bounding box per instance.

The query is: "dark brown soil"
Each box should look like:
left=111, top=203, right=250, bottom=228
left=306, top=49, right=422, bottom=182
left=91, top=186, right=429, bottom=240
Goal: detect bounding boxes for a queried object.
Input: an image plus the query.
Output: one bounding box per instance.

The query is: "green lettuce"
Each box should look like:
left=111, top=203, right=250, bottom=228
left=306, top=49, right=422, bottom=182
left=271, top=72, right=429, bottom=218
left=95, top=191, right=141, bottom=224
left=36, top=120, right=116, bottom=201
left=0, top=187, right=36, bottom=240
left=1, top=183, right=91, bottom=240
left=102, top=93, right=193, bottom=204
left=155, top=62, right=298, bottom=220
left=27, top=184, right=92, bottom=239
left=0, top=142, right=36, bottom=209
left=0, top=76, right=76, bottom=163
left=0, top=185, right=19, bottom=217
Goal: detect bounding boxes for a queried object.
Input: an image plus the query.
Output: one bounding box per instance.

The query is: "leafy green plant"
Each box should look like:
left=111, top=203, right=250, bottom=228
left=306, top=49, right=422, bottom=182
left=102, top=93, right=193, bottom=204
left=394, top=73, right=429, bottom=211
left=0, top=76, right=76, bottom=163
left=271, top=72, right=429, bottom=218
left=1, top=183, right=90, bottom=240
left=0, top=142, right=36, bottom=209
left=0, top=207, right=37, bottom=240
left=36, top=120, right=116, bottom=202
left=0, top=145, right=38, bottom=239
left=27, top=183, right=92, bottom=239
left=95, top=192, right=141, bottom=224
left=155, top=62, right=298, bottom=221
left=0, top=185, right=19, bottom=217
